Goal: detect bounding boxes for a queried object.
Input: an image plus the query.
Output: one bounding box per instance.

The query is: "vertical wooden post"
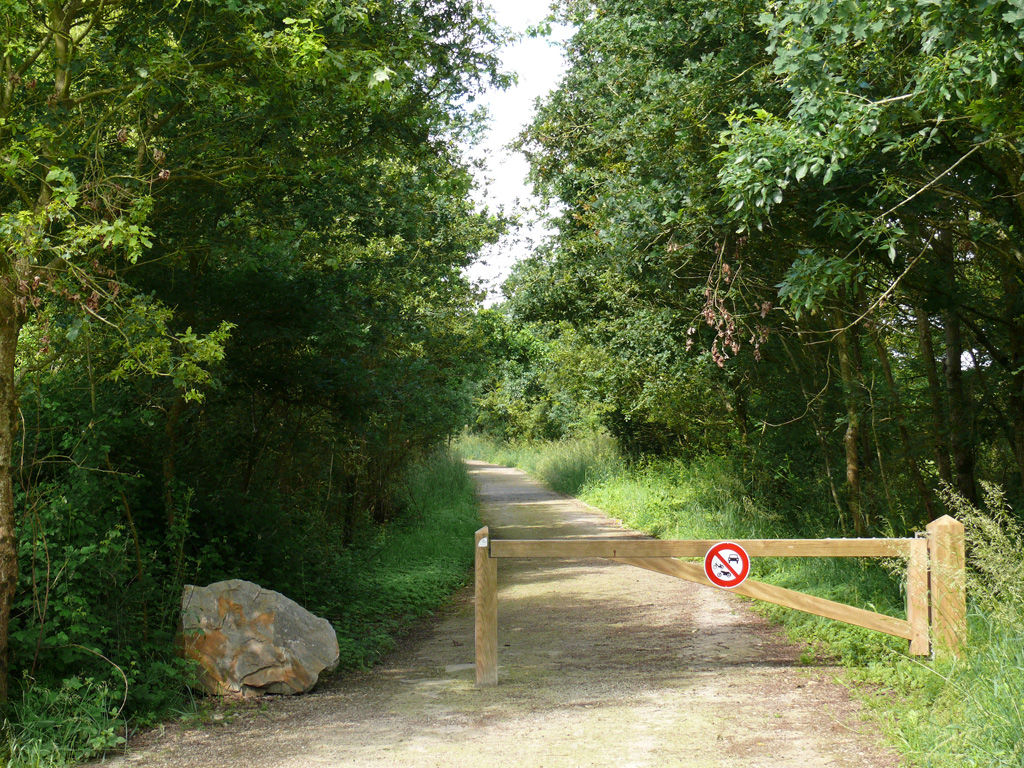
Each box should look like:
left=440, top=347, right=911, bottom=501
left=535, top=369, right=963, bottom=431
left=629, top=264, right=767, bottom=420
left=475, top=526, right=497, bottom=686
left=907, top=536, right=929, bottom=655
left=926, top=515, right=966, bottom=657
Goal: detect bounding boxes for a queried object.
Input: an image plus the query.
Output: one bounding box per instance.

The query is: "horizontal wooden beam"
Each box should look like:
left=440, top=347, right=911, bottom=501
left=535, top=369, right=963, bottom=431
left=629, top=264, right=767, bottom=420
left=489, top=537, right=912, bottom=559
left=612, top=557, right=913, bottom=640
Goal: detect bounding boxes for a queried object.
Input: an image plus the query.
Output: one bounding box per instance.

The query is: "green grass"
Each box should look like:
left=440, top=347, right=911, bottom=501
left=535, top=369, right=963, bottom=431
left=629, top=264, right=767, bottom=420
left=885, top=484, right=1024, bottom=767
left=459, top=435, right=1024, bottom=767
left=1, top=677, right=127, bottom=768
left=884, top=616, right=1024, bottom=767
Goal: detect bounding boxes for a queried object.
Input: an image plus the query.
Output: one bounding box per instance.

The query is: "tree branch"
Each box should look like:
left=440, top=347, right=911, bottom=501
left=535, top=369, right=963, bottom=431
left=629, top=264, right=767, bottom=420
left=71, top=85, right=124, bottom=105
left=13, top=30, right=55, bottom=80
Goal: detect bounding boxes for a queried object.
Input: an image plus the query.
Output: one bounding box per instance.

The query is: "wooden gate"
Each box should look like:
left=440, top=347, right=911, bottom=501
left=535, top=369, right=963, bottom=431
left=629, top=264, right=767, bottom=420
left=473, top=515, right=965, bottom=686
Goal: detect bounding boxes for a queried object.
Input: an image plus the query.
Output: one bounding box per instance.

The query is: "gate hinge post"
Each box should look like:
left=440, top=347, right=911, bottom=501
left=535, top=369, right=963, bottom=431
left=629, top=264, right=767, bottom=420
left=475, top=526, right=498, bottom=685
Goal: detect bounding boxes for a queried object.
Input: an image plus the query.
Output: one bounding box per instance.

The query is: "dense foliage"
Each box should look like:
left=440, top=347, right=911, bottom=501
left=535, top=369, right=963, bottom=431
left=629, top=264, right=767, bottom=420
left=478, top=0, right=1024, bottom=539
left=1, top=0, right=506, bottom=759
left=4, top=0, right=1024, bottom=762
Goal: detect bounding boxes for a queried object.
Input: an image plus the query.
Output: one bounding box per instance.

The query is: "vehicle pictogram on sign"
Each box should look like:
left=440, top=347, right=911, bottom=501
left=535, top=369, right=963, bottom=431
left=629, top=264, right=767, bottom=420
left=703, top=542, right=751, bottom=588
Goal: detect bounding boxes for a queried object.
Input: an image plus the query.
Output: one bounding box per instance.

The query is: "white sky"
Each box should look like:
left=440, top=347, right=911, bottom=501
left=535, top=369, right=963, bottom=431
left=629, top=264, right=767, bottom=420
left=463, top=0, right=572, bottom=303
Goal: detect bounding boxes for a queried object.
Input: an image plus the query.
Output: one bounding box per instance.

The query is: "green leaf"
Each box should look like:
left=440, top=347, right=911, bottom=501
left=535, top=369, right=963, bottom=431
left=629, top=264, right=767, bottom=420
left=66, top=316, right=84, bottom=341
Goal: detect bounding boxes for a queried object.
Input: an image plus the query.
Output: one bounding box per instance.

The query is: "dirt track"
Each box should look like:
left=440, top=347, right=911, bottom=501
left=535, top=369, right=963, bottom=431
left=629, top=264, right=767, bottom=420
left=96, top=461, right=900, bottom=767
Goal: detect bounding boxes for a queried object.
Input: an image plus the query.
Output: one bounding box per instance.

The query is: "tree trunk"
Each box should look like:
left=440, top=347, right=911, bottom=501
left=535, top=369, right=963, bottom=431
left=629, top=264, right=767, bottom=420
left=780, top=338, right=844, bottom=522
left=835, top=324, right=868, bottom=536
left=1008, top=375, right=1024, bottom=490
left=849, top=320, right=879, bottom=513
left=943, top=310, right=975, bottom=502
left=718, top=380, right=750, bottom=451
left=936, top=233, right=976, bottom=502
left=162, top=394, right=185, bottom=527
left=1002, top=153, right=1024, bottom=487
left=0, top=297, right=22, bottom=704
left=914, top=305, right=952, bottom=485
left=733, top=383, right=750, bottom=448
left=870, top=405, right=895, bottom=520
left=871, top=328, right=936, bottom=525
left=816, top=409, right=845, bottom=525
left=1001, top=267, right=1024, bottom=489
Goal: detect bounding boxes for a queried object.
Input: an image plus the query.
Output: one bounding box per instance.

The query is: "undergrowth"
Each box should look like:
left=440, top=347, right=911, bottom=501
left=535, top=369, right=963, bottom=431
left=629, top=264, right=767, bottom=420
left=326, top=449, right=482, bottom=670
left=1, top=448, right=480, bottom=767
left=884, top=484, right=1024, bottom=767
left=459, top=434, right=1024, bottom=767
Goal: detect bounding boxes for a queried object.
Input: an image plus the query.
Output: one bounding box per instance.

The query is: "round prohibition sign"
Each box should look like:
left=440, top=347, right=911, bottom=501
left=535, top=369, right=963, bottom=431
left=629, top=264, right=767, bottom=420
left=703, top=542, right=750, bottom=589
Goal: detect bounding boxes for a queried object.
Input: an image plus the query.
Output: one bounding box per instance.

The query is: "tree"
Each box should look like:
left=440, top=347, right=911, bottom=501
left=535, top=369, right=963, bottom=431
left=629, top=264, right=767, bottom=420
left=2, top=0, right=505, bottom=703
left=507, top=0, right=1024, bottom=537
left=719, top=0, right=1024, bottom=500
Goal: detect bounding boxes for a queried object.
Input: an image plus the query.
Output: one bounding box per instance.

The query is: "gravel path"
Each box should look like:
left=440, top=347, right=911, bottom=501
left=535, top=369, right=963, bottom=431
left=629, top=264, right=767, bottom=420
left=95, top=461, right=901, bottom=767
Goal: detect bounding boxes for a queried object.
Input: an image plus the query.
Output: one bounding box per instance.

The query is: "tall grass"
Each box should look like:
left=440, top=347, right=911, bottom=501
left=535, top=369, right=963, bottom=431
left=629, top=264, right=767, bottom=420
left=2, top=677, right=126, bottom=767
left=457, top=432, right=623, bottom=496
left=885, top=484, right=1024, bottom=767
left=464, top=435, right=1024, bottom=766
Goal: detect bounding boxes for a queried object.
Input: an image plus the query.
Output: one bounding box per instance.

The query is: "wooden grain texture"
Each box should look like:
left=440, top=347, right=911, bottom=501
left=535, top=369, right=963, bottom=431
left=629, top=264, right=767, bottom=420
left=907, top=537, right=929, bottom=656
left=475, top=526, right=498, bottom=686
left=611, top=557, right=914, bottom=640
left=490, top=537, right=912, bottom=559
left=927, top=515, right=966, bottom=657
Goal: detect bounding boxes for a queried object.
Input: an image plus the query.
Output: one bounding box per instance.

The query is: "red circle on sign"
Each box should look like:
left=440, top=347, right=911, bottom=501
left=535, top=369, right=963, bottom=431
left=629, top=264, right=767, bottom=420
left=703, top=542, right=750, bottom=589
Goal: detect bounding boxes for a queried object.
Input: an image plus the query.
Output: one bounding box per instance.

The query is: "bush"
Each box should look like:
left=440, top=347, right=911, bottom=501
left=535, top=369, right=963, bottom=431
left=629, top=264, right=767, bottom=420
left=4, top=448, right=481, bottom=765
left=882, top=484, right=1024, bottom=767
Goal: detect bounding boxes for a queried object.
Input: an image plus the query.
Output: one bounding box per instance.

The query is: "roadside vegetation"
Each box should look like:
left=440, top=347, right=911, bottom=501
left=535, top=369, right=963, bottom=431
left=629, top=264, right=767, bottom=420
left=1, top=0, right=505, bottom=765
left=1, top=448, right=480, bottom=767
left=459, top=434, right=1024, bottom=767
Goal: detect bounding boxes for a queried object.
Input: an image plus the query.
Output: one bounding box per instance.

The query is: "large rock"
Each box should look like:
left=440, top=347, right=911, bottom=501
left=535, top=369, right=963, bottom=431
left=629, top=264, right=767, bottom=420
left=179, top=579, right=339, bottom=696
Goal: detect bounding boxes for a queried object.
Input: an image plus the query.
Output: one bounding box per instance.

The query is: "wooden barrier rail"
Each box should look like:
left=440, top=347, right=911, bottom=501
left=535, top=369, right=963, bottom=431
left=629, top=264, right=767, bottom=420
left=490, top=538, right=912, bottom=558
left=611, top=555, right=914, bottom=640
left=474, top=515, right=966, bottom=686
